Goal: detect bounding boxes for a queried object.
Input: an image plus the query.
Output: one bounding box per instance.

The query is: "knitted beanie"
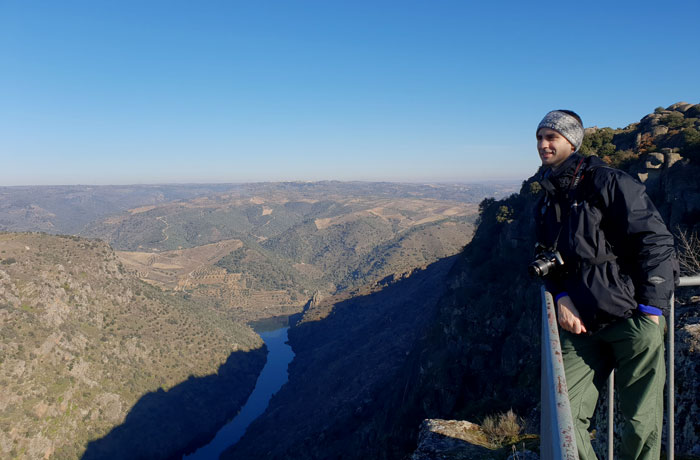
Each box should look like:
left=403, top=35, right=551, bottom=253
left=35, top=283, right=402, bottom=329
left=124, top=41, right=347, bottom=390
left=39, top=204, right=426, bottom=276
left=537, top=110, right=584, bottom=152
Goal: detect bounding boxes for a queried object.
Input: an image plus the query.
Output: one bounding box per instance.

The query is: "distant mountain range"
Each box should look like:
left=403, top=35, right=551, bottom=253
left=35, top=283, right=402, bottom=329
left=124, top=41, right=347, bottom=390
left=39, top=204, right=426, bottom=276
left=0, top=181, right=518, bottom=236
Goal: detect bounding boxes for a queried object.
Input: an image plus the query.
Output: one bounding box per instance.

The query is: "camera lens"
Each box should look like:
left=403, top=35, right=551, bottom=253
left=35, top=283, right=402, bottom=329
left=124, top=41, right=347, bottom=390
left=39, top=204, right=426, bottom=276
left=528, top=258, right=552, bottom=278
left=528, top=262, right=543, bottom=277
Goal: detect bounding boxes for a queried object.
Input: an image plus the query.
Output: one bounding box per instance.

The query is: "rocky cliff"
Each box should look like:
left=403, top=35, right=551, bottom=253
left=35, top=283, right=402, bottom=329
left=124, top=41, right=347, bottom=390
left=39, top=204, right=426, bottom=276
left=219, top=103, right=700, bottom=459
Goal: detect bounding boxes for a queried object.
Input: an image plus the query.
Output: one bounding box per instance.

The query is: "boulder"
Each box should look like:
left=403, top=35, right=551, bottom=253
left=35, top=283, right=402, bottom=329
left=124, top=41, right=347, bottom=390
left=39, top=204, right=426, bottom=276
left=411, top=419, right=539, bottom=460
left=667, top=102, right=693, bottom=113
left=665, top=151, right=683, bottom=169
left=686, top=104, right=700, bottom=118
left=645, top=152, right=665, bottom=169
left=411, top=419, right=495, bottom=460
left=640, top=113, right=662, bottom=130
left=652, top=125, right=669, bottom=137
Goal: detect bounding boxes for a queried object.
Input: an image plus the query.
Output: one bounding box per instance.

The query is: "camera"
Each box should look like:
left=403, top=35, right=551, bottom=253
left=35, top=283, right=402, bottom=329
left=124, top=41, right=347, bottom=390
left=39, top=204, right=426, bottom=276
left=529, top=245, right=564, bottom=278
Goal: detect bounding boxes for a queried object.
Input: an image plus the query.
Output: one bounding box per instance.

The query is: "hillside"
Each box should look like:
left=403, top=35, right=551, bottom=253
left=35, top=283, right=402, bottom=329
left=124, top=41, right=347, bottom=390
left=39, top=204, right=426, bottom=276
left=1, top=182, right=517, bottom=323
left=105, top=192, right=481, bottom=322
left=0, top=184, right=240, bottom=235
left=81, top=185, right=485, bottom=254
left=221, top=102, right=700, bottom=459
left=224, top=256, right=459, bottom=459
left=0, top=233, right=265, bottom=459
left=0, top=181, right=515, bottom=238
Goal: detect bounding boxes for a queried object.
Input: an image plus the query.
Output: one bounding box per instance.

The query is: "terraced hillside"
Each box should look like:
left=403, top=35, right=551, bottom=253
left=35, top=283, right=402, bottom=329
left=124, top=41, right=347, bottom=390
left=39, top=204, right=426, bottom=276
left=0, top=233, right=264, bottom=459
left=104, top=192, right=481, bottom=321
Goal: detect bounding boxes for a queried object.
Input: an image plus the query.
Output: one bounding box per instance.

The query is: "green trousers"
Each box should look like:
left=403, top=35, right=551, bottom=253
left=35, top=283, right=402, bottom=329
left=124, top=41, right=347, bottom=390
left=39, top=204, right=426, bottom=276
left=560, top=314, right=666, bottom=460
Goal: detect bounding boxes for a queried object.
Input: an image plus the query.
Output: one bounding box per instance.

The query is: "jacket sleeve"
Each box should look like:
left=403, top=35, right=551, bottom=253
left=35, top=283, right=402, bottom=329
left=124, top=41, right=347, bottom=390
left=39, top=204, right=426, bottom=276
left=595, top=169, right=678, bottom=312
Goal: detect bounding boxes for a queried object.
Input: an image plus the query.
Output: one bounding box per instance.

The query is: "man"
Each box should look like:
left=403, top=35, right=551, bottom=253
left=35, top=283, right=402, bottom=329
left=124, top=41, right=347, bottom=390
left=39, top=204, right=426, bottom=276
left=533, top=110, right=677, bottom=459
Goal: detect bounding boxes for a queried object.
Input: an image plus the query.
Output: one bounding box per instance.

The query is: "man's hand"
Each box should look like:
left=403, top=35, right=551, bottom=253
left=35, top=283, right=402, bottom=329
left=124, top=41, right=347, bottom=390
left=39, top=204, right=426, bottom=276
left=557, top=295, right=587, bottom=334
left=644, top=314, right=660, bottom=324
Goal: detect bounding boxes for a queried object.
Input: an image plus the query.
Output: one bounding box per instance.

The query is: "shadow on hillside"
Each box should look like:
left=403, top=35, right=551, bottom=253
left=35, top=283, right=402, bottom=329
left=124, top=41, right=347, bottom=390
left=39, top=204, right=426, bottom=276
left=223, top=255, right=463, bottom=459
left=81, top=345, right=267, bottom=460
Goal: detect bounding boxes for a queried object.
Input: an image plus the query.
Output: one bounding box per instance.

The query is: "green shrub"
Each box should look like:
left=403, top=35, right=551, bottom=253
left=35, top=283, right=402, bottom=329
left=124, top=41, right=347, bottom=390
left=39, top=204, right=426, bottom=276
left=680, top=127, right=700, bottom=161
left=580, top=128, right=615, bottom=157
left=661, top=112, right=694, bottom=130
left=496, top=205, right=514, bottom=224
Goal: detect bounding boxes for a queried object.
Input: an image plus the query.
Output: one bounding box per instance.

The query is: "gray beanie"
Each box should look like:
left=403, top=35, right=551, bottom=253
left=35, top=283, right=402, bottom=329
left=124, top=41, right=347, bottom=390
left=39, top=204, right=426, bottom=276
left=537, top=110, right=584, bottom=152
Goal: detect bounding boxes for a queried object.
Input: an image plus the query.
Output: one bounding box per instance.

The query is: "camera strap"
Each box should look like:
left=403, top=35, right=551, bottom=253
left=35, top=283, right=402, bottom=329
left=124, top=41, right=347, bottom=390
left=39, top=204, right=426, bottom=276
left=542, top=156, right=586, bottom=250
left=568, top=157, right=586, bottom=198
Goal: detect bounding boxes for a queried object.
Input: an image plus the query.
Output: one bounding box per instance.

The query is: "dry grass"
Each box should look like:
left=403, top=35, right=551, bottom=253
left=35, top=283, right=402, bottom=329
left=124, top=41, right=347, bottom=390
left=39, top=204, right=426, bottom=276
left=481, top=409, right=522, bottom=447
left=676, top=228, right=700, bottom=276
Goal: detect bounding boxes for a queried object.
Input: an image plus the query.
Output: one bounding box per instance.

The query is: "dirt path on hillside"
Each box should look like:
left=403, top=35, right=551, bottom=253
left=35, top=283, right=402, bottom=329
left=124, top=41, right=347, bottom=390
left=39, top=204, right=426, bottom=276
left=156, top=216, right=170, bottom=243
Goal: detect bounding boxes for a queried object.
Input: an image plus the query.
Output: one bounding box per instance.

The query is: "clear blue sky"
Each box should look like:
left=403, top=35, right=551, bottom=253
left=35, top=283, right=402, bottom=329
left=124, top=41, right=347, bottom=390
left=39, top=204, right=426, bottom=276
left=1, top=0, right=698, bottom=186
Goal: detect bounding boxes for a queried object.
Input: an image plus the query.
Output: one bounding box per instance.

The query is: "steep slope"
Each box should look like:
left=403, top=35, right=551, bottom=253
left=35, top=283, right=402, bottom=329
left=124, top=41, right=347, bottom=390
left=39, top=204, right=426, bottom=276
left=222, top=255, right=458, bottom=460
left=0, top=233, right=265, bottom=459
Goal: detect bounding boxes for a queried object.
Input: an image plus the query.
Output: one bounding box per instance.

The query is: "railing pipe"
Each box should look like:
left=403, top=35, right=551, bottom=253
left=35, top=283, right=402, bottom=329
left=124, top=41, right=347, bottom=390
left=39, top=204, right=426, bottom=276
left=540, top=286, right=579, bottom=459
left=608, top=371, right=614, bottom=460
left=668, top=292, right=674, bottom=460
left=678, top=275, right=700, bottom=286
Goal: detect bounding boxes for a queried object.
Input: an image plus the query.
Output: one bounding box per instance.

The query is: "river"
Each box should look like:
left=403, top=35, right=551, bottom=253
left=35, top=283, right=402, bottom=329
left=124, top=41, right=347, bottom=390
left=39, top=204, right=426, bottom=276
left=183, top=327, right=294, bottom=459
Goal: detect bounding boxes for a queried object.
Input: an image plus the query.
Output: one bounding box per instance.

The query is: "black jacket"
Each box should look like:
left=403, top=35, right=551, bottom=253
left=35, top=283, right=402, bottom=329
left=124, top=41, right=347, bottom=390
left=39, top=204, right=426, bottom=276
left=535, top=153, right=678, bottom=330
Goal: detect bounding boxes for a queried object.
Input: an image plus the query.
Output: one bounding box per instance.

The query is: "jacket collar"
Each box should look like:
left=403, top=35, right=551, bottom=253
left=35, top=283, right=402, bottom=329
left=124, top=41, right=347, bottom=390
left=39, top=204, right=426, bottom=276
left=539, top=153, right=584, bottom=193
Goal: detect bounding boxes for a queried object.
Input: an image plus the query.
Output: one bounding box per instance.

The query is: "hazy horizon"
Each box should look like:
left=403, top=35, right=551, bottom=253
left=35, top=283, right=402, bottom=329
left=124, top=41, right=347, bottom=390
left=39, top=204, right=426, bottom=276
left=0, top=177, right=526, bottom=188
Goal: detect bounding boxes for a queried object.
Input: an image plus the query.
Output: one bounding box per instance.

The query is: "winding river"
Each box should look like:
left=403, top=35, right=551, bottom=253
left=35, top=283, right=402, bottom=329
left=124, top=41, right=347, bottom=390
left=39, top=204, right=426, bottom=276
left=184, top=327, right=294, bottom=459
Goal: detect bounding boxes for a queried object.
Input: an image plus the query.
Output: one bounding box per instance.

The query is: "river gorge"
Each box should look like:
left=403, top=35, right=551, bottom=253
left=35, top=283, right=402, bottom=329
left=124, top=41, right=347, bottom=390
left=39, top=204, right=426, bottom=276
left=185, top=326, right=295, bottom=459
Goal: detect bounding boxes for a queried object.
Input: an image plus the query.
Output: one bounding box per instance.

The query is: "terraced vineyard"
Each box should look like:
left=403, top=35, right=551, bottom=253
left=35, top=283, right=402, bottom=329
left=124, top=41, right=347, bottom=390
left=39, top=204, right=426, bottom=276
left=104, top=190, right=487, bottom=322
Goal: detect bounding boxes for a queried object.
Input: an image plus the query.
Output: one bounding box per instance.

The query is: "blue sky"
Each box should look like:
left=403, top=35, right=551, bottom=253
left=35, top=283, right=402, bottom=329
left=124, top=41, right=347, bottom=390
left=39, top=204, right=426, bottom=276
left=1, top=1, right=698, bottom=186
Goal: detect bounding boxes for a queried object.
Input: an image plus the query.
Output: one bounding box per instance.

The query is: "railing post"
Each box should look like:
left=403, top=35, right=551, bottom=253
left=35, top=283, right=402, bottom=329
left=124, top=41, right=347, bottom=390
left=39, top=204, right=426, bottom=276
left=608, top=371, right=614, bottom=460
left=605, top=276, right=700, bottom=459
left=541, top=286, right=579, bottom=459
left=668, top=291, right=674, bottom=460
left=665, top=275, right=700, bottom=457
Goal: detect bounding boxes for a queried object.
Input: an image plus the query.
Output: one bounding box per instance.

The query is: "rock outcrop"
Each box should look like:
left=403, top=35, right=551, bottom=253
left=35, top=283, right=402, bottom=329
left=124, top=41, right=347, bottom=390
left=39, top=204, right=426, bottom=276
left=411, top=419, right=539, bottom=460
left=411, top=419, right=495, bottom=460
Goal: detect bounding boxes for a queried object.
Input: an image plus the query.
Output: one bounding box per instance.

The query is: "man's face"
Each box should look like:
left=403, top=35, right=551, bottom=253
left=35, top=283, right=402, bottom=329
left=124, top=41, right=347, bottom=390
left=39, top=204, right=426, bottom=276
left=537, top=127, right=575, bottom=169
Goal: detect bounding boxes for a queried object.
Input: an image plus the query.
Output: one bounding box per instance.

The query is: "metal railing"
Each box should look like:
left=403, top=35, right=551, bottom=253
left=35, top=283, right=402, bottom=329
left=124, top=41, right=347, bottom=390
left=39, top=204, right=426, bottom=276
left=540, top=286, right=578, bottom=459
left=541, top=276, right=700, bottom=459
